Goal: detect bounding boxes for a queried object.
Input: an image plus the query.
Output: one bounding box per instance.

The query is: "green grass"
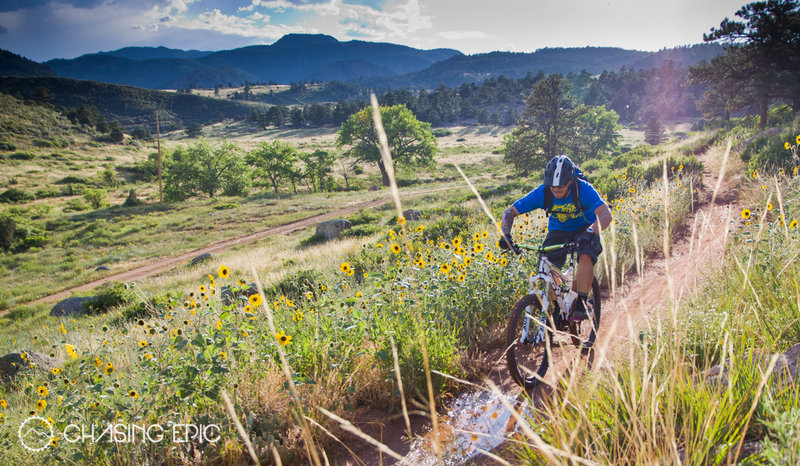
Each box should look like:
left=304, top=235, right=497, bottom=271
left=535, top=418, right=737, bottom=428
left=2, top=103, right=777, bottom=464
left=510, top=155, right=800, bottom=464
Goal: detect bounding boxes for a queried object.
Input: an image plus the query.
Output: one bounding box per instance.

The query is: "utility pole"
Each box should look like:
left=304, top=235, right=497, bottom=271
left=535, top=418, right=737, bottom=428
left=156, top=110, right=163, bottom=203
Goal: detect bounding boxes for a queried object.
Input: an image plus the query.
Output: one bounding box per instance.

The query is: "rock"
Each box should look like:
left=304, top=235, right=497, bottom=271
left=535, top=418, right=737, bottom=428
left=0, top=350, right=58, bottom=381
left=732, top=127, right=780, bottom=155
left=50, top=296, right=96, bottom=317
left=368, top=185, right=379, bottom=191
left=220, top=283, right=259, bottom=306
left=402, top=209, right=423, bottom=221
left=191, top=252, right=213, bottom=266
left=316, top=219, right=352, bottom=240
left=95, top=265, right=110, bottom=271
left=772, top=342, right=800, bottom=380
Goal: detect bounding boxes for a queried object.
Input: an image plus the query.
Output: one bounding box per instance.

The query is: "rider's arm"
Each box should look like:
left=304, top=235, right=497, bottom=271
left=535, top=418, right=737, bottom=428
left=501, top=205, right=519, bottom=236
left=591, top=204, right=613, bottom=233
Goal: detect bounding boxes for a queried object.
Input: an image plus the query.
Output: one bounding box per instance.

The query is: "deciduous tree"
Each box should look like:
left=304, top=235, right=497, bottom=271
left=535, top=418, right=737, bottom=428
left=336, top=104, right=436, bottom=186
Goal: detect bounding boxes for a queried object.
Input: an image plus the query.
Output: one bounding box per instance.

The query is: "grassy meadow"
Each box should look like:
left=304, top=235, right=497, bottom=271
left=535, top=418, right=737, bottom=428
left=2, top=93, right=800, bottom=464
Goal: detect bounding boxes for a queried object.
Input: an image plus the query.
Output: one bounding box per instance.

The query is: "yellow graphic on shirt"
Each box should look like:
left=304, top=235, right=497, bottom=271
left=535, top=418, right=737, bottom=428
left=550, top=202, right=581, bottom=223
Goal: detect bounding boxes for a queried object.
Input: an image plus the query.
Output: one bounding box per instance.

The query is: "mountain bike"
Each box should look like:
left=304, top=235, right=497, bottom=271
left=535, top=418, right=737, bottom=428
left=505, top=241, right=601, bottom=389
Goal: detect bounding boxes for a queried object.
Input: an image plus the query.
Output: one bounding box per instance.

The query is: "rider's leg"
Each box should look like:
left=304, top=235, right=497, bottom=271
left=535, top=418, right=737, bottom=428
left=568, top=254, right=593, bottom=320
left=574, top=253, right=593, bottom=294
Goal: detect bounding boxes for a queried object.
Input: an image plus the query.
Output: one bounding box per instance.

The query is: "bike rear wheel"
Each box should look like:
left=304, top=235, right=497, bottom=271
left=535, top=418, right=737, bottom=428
left=568, top=277, right=601, bottom=347
left=506, top=293, right=552, bottom=389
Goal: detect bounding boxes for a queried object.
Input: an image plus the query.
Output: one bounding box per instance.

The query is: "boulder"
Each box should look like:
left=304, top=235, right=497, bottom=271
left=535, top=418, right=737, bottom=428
left=191, top=252, right=213, bottom=266
left=316, top=219, right=352, bottom=240
left=402, top=209, right=423, bottom=221
left=368, top=185, right=379, bottom=191
left=732, top=127, right=780, bottom=155
left=50, top=296, right=96, bottom=317
left=772, top=342, right=800, bottom=380
left=95, top=265, right=110, bottom=271
left=0, top=350, right=58, bottom=382
left=220, top=283, right=259, bottom=306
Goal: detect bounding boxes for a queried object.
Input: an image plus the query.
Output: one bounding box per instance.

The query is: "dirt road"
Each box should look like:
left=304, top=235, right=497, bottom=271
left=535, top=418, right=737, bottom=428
left=16, top=186, right=458, bottom=311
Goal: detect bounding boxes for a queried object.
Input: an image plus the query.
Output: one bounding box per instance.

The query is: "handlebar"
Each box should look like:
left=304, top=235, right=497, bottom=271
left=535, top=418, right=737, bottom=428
left=516, top=242, right=575, bottom=254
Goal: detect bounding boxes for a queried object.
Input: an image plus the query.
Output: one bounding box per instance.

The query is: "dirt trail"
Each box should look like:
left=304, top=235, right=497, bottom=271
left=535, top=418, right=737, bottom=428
left=12, top=186, right=457, bottom=312
left=334, top=145, right=738, bottom=465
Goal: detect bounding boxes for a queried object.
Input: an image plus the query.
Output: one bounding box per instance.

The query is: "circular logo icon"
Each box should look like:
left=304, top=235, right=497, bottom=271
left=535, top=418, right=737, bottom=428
left=18, top=416, right=54, bottom=452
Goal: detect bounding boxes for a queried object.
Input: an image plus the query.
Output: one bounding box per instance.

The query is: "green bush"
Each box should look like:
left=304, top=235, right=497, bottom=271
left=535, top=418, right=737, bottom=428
left=432, top=128, right=453, bottom=137
left=33, top=137, right=69, bottom=148
left=83, top=188, right=107, bottom=209
left=87, top=282, right=132, bottom=313
left=340, top=224, right=380, bottom=238
left=0, top=141, right=17, bottom=151
left=422, top=216, right=470, bottom=242
left=9, top=151, right=35, bottom=160
left=213, top=202, right=239, bottom=210
left=267, top=269, right=323, bottom=302
left=347, top=208, right=381, bottom=226
left=0, top=188, right=33, bottom=203
left=56, top=175, right=88, bottom=184
left=35, top=187, right=62, bottom=199
left=64, top=198, right=88, bottom=212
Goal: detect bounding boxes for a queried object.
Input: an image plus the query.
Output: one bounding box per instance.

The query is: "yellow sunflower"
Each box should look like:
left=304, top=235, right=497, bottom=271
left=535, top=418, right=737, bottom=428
left=249, top=294, right=263, bottom=307
left=276, top=331, right=292, bottom=346
left=218, top=265, right=230, bottom=279
left=741, top=209, right=751, bottom=220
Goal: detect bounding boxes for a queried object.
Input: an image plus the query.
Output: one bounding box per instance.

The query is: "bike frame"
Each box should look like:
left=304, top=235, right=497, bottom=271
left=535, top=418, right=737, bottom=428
left=516, top=242, right=575, bottom=345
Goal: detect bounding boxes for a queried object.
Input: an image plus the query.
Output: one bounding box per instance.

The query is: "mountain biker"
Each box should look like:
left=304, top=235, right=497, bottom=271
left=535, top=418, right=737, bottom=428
left=499, top=155, right=613, bottom=327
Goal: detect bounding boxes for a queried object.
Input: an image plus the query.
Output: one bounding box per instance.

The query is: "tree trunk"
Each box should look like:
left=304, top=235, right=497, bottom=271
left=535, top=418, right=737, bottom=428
left=377, top=160, right=390, bottom=187
left=759, top=96, right=768, bottom=129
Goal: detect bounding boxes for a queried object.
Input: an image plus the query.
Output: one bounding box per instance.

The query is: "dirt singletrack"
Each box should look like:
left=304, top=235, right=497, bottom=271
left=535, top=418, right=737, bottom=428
left=334, top=143, right=739, bottom=465
left=13, top=186, right=458, bottom=312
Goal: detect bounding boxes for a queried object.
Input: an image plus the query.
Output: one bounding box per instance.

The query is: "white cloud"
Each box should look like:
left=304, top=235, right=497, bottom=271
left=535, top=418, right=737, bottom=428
left=437, top=30, right=487, bottom=41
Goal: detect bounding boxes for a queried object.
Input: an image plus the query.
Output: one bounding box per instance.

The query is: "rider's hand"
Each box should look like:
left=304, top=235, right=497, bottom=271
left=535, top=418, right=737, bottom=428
left=498, top=234, right=520, bottom=254
left=576, top=227, right=595, bottom=250
left=497, top=233, right=517, bottom=251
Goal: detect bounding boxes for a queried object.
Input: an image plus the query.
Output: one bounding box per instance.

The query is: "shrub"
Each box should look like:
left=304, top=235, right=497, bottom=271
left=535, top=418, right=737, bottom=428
left=35, top=187, right=62, bottom=199
left=432, top=128, right=453, bottom=138
left=83, top=188, right=107, bottom=209
left=123, top=189, right=142, bottom=207
left=0, top=188, right=33, bottom=203
left=422, top=216, right=470, bottom=242
left=214, top=202, right=239, bottom=210
left=0, top=141, right=17, bottom=151
left=86, top=282, right=132, bottom=313
left=9, top=151, right=35, bottom=160
left=267, top=269, right=323, bottom=302
left=64, top=198, right=89, bottom=212
left=340, top=224, right=380, bottom=238
left=347, top=208, right=381, bottom=226
left=56, top=175, right=88, bottom=185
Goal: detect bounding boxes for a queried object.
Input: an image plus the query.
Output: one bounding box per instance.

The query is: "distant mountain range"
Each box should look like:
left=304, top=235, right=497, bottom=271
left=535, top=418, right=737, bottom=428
left=0, top=34, right=724, bottom=91
left=42, top=34, right=461, bottom=89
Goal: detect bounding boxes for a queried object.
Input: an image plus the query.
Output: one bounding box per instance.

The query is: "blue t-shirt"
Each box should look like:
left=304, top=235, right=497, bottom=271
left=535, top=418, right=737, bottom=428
left=513, top=179, right=605, bottom=232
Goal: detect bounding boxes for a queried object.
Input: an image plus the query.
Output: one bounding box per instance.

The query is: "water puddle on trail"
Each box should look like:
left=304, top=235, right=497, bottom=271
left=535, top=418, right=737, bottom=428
left=404, top=390, right=531, bottom=465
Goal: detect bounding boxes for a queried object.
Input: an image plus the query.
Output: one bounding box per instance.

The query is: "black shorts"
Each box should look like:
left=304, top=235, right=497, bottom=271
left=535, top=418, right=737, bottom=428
left=542, top=228, right=603, bottom=269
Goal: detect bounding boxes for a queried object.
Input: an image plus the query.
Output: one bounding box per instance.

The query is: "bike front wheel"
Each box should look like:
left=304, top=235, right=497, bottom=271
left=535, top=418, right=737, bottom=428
left=506, top=293, right=552, bottom=389
left=568, top=277, right=602, bottom=347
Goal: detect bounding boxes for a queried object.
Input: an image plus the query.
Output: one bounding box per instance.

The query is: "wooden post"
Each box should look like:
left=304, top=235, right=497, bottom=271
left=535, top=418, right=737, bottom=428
left=156, top=110, right=163, bottom=203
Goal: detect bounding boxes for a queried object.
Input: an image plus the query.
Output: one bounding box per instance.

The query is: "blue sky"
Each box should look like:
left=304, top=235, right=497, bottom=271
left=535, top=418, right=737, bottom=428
left=0, top=0, right=748, bottom=62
